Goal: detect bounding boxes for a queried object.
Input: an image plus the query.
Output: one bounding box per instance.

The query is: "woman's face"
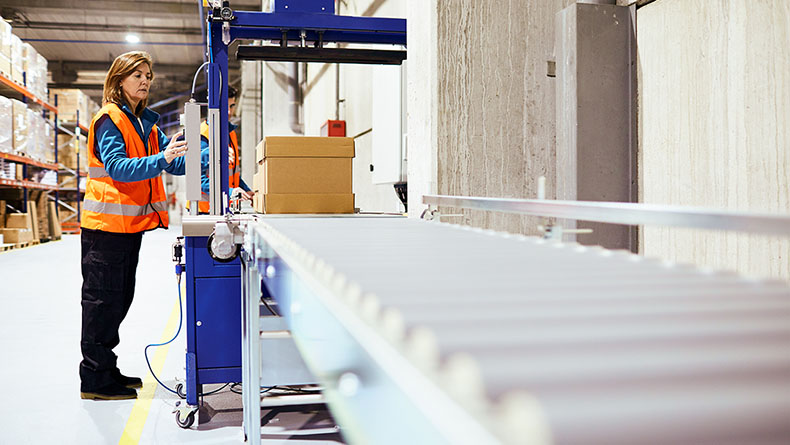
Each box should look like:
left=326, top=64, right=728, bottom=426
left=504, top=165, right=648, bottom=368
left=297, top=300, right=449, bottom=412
left=119, top=63, right=152, bottom=106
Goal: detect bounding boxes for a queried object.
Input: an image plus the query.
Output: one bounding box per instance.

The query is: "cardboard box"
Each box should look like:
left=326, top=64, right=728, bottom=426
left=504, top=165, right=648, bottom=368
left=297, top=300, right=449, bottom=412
left=9, top=34, right=23, bottom=84
left=48, top=201, right=62, bottom=240
left=6, top=212, right=31, bottom=229
left=0, top=160, right=14, bottom=179
left=254, top=136, right=355, bottom=214
left=257, top=136, right=354, bottom=194
left=263, top=158, right=351, bottom=194
left=256, top=136, right=355, bottom=163
left=11, top=99, right=28, bottom=155
left=0, top=54, right=9, bottom=78
left=50, top=89, right=92, bottom=126
left=0, top=19, right=11, bottom=76
left=57, top=133, right=88, bottom=171
left=261, top=193, right=354, bottom=214
left=1, top=228, right=33, bottom=244
left=0, top=95, right=12, bottom=154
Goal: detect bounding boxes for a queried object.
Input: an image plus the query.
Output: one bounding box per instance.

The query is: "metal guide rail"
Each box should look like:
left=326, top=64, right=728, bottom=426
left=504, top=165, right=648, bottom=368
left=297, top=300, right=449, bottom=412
left=241, top=216, right=790, bottom=445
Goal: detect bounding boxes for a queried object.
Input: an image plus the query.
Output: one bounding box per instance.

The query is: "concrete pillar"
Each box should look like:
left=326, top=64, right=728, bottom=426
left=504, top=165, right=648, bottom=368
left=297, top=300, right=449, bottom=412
left=407, top=0, right=578, bottom=233
left=555, top=1, right=637, bottom=250
left=406, top=0, right=439, bottom=216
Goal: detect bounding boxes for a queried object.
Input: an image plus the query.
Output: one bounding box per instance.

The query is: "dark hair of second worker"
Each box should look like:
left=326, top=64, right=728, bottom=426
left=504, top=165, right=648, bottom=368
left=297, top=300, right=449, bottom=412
left=102, top=51, right=154, bottom=117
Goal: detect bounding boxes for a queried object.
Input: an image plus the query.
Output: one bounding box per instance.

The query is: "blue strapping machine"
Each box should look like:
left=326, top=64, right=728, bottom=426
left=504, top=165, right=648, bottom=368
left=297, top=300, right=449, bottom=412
left=177, top=0, right=406, bottom=428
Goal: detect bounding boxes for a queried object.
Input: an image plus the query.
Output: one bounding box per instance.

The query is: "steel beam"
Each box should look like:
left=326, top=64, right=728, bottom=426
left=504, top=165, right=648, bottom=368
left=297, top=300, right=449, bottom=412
left=1, top=0, right=260, bottom=18
left=12, top=21, right=202, bottom=35
left=236, top=46, right=406, bottom=65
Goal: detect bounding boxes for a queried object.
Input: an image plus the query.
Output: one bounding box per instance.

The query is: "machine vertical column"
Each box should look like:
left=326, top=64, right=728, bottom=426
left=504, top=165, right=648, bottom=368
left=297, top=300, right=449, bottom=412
left=208, top=20, right=230, bottom=215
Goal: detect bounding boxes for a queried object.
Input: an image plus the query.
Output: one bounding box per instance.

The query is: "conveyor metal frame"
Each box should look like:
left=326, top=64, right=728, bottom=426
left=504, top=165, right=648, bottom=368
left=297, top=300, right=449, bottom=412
left=237, top=198, right=790, bottom=444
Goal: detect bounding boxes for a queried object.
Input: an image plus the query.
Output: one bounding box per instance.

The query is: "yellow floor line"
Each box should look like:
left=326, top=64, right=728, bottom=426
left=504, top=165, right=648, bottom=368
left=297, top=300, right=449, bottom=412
left=118, top=294, right=182, bottom=445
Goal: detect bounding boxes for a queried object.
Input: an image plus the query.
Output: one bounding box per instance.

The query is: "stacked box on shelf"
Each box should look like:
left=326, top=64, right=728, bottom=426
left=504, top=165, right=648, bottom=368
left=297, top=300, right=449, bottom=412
left=0, top=159, right=16, bottom=179
left=21, top=43, right=35, bottom=90
left=87, top=99, right=99, bottom=120
left=21, top=43, right=47, bottom=99
left=26, top=108, right=41, bottom=161
left=42, top=116, right=55, bottom=163
left=0, top=95, right=11, bottom=154
left=0, top=19, right=10, bottom=77
left=57, top=132, right=88, bottom=174
left=11, top=99, right=28, bottom=156
left=30, top=112, right=53, bottom=163
left=9, top=34, right=23, bottom=85
left=35, top=53, right=47, bottom=100
left=50, top=89, right=91, bottom=127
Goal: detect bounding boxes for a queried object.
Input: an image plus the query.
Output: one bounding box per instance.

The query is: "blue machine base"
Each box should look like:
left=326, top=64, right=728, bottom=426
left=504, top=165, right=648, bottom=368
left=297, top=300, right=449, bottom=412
left=185, top=236, right=242, bottom=406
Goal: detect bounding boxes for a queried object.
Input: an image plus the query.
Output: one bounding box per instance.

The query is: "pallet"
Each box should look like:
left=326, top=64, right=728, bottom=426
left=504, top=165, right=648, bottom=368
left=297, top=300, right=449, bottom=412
left=0, top=239, right=43, bottom=252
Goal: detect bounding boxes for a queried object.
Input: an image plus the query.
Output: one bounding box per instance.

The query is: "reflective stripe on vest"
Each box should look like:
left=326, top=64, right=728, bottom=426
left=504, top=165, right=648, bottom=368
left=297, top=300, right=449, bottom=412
left=83, top=199, right=168, bottom=216
left=88, top=166, right=109, bottom=178
left=81, top=103, right=170, bottom=233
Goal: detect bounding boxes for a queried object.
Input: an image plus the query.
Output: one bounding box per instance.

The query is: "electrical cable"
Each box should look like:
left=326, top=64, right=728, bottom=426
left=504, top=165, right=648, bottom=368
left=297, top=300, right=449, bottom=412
left=200, top=383, right=230, bottom=397
left=191, top=61, right=210, bottom=98
left=229, top=383, right=321, bottom=396
left=260, top=296, right=277, bottom=316
left=145, top=267, right=235, bottom=398
left=143, top=274, right=184, bottom=395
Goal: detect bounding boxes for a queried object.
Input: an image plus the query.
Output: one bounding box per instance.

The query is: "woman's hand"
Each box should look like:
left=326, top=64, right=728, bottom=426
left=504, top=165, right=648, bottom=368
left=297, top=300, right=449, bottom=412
left=239, top=190, right=255, bottom=201
left=164, top=131, right=188, bottom=164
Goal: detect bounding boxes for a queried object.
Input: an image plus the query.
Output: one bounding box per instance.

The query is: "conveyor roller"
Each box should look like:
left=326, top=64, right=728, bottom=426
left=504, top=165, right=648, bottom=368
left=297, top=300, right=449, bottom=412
left=243, top=216, right=790, bottom=445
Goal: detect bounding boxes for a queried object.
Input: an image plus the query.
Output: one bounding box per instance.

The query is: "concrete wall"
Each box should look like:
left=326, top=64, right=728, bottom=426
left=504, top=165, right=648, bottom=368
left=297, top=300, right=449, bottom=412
left=301, top=0, right=405, bottom=214
left=409, top=0, right=575, bottom=232
left=638, top=0, right=790, bottom=280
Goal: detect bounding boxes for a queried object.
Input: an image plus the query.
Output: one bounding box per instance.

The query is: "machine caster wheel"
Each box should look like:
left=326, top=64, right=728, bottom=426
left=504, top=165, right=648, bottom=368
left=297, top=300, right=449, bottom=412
left=175, top=410, right=195, bottom=429
left=175, top=383, right=187, bottom=399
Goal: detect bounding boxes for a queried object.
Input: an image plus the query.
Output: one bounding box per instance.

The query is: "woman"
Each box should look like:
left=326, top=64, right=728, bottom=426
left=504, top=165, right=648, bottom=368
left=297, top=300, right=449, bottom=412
left=79, top=51, right=188, bottom=400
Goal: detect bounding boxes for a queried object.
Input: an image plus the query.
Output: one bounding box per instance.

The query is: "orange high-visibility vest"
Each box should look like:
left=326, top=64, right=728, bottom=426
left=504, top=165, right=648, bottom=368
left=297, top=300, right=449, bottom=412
left=81, top=104, right=169, bottom=233
left=193, top=121, right=240, bottom=213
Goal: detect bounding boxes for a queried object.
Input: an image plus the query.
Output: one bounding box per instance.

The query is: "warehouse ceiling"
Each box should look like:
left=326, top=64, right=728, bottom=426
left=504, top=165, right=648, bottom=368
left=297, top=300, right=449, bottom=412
left=1, top=0, right=262, bottom=108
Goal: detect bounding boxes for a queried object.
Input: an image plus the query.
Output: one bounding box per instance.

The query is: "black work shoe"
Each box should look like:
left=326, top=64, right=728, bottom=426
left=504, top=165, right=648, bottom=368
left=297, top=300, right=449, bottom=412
left=113, top=370, right=143, bottom=389
left=81, top=382, right=137, bottom=400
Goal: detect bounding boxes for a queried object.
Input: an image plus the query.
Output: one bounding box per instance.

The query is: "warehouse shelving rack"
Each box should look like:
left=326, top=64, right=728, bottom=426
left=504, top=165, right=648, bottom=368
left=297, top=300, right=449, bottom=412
left=0, top=69, right=87, bottom=238
left=56, top=113, right=88, bottom=234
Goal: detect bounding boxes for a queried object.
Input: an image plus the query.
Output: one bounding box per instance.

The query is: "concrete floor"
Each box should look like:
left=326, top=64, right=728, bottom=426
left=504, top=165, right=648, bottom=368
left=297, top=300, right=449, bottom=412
left=0, top=227, right=344, bottom=445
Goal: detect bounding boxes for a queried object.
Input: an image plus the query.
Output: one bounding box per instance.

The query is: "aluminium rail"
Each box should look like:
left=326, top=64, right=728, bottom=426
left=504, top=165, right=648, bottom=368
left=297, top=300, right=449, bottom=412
left=422, top=195, right=790, bottom=236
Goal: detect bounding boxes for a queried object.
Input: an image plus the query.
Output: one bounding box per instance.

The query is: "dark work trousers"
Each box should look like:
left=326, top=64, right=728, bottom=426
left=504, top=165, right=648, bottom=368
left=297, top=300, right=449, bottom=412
left=80, top=228, right=144, bottom=391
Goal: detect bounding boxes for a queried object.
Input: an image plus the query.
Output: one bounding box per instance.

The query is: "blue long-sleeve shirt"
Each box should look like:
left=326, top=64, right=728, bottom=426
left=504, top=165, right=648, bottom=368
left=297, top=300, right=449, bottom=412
left=199, top=123, right=250, bottom=195
left=94, top=103, right=186, bottom=181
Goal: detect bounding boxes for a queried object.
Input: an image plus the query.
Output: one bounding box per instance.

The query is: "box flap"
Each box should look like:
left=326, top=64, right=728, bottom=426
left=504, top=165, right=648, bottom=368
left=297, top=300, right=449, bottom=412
left=264, top=136, right=355, bottom=158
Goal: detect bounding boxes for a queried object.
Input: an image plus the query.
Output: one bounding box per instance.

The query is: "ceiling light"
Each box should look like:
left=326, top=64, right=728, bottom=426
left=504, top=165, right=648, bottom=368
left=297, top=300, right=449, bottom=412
left=125, top=34, right=140, bottom=44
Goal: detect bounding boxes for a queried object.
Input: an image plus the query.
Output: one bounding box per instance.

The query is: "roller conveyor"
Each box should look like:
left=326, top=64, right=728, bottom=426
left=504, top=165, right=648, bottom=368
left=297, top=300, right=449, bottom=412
left=241, top=216, right=790, bottom=445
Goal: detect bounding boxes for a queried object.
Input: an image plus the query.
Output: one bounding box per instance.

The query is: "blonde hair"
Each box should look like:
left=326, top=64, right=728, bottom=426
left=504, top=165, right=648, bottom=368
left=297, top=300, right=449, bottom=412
left=102, top=51, right=155, bottom=116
